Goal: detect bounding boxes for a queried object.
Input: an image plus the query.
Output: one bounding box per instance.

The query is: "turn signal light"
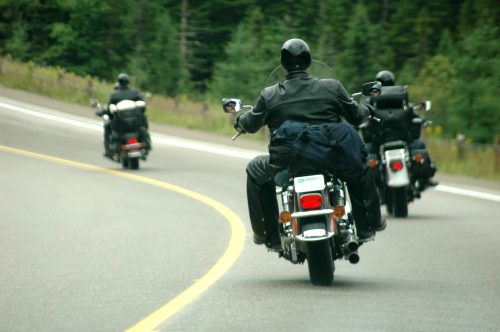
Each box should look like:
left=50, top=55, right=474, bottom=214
left=333, top=205, right=345, bottom=218
left=300, top=193, right=323, bottom=210
left=368, top=159, right=378, bottom=169
left=390, top=160, right=404, bottom=171
left=413, top=153, right=423, bottom=164
left=279, top=211, right=292, bottom=223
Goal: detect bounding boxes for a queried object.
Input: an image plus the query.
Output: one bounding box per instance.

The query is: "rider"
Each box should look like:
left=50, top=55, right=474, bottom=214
left=234, top=38, right=386, bottom=249
left=98, top=73, right=151, bottom=158
left=371, top=70, right=437, bottom=188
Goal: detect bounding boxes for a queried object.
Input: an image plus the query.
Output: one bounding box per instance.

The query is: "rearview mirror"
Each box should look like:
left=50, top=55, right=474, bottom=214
left=425, top=100, right=431, bottom=111
left=361, top=81, right=382, bottom=96
left=414, top=100, right=432, bottom=112
left=222, top=98, right=242, bottom=113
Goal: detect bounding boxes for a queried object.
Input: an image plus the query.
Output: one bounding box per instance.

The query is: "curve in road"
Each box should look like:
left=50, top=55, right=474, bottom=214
left=0, top=144, right=246, bottom=332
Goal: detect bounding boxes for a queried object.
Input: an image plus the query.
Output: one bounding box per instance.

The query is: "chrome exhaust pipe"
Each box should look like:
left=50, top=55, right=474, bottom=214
left=345, top=233, right=359, bottom=252
left=347, top=252, right=360, bottom=264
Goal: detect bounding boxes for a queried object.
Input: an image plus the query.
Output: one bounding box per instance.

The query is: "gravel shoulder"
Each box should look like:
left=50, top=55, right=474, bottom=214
left=1, top=84, right=499, bottom=193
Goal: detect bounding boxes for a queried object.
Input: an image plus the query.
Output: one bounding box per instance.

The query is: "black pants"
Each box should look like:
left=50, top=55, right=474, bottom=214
left=246, top=155, right=383, bottom=245
left=103, top=123, right=112, bottom=153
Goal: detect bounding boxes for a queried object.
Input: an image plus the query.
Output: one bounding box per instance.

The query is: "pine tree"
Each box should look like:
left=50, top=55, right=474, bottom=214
left=449, top=16, right=499, bottom=143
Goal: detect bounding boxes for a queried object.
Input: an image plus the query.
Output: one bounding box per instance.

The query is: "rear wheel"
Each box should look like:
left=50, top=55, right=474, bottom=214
left=306, top=240, right=334, bottom=286
left=392, top=187, right=408, bottom=217
left=130, top=158, right=140, bottom=170
left=122, top=158, right=129, bottom=169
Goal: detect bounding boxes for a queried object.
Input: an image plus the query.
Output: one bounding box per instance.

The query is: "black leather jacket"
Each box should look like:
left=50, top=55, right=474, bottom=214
left=238, top=71, right=370, bottom=133
left=108, top=86, right=143, bottom=105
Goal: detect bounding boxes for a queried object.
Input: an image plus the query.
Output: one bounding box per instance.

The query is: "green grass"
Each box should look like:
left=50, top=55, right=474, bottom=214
left=426, top=139, right=500, bottom=180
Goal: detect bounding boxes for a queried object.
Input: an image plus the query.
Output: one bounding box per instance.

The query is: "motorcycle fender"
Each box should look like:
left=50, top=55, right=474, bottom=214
left=128, top=151, right=142, bottom=158
left=384, top=148, right=410, bottom=187
left=294, top=236, right=333, bottom=256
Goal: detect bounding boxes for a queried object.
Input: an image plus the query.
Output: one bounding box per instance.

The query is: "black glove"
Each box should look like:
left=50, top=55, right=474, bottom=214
left=95, top=108, right=106, bottom=117
left=234, top=113, right=246, bottom=133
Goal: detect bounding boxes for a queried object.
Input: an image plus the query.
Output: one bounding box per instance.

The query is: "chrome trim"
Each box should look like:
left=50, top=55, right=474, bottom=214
left=125, top=143, right=142, bottom=149
left=296, top=231, right=335, bottom=242
left=291, top=209, right=333, bottom=218
left=128, top=151, right=141, bottom=158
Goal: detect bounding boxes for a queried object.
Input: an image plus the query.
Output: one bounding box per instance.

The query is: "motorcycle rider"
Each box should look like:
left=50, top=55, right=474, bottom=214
left=369, top=70, right=437, bottom=188
left=98, top=73, right=151, bottom=158
left=234, top=38, right=386, bottom=249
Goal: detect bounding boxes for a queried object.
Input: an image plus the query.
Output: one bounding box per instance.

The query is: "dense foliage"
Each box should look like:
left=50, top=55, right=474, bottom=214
left=0, top=0, right=498, bottom=143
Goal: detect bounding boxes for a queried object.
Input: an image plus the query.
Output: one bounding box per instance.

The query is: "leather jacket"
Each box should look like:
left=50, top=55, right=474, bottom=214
left=238, top=70, right=370, bottom=133
left=108, top=86, right=144, bottom=105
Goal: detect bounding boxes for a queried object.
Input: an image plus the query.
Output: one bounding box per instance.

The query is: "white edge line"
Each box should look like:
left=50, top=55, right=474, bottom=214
left=435, top=185, right=500, bottom=203
left=2, top=100, right=500, bottom=203
left=0, top=101, right=262, bottom=160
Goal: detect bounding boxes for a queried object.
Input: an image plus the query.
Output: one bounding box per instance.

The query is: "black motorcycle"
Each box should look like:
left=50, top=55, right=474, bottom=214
left=360, top=87, right=432, bottom=217
left=92, top=100, right=150, bottom=170
left=222, top=62, right=380, bottom=286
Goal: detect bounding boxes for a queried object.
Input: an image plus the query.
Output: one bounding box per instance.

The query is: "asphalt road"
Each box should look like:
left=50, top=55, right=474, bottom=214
left=1, top=88, right=499, bottom=332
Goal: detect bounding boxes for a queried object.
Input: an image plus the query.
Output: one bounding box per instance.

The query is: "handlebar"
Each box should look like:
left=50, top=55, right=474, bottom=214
left=232, top=131, right=243, bottom=140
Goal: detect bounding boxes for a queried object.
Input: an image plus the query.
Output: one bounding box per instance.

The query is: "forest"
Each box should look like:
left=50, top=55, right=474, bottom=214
left=0, top=0, right=498, bottom=143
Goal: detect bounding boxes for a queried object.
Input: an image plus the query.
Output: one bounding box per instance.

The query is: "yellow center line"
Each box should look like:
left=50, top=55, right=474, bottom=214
left=0, top=144, right=246, bottom=332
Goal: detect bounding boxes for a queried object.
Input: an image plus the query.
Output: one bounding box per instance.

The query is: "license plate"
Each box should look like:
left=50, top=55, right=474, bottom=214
left=294, top=174, right=325, bottom=193
left=385, top=148, right=405, bottom=160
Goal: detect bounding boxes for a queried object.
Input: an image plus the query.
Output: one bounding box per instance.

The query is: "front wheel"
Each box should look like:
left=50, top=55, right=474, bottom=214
left=306, top=240, right=334, bottom=286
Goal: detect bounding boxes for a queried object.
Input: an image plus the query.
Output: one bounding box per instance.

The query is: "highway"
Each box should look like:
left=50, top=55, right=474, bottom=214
left=1, top=89, right=499, bottom=332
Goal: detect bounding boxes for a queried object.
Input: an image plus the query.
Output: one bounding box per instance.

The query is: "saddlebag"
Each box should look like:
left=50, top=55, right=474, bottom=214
left=369, top=85, right=411, bottom=143
left=269, top=120, right=366, bottom=179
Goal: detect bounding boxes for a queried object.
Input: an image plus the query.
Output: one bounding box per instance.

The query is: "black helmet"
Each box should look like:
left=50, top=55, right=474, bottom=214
left=375, top=70, right=395, bottom=86
left=280, top=38, right=311, bottom=71
left=117, top=73, right=130, bottom=86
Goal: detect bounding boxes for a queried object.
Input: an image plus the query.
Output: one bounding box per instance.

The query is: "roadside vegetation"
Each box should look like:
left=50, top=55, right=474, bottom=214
left=0, top=56, right=245, bottom=138
left=1, top=57, right=498, bottom=179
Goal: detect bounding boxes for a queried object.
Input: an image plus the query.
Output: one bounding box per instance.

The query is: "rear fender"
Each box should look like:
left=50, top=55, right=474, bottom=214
left=381, top=141, right=410, bottom=187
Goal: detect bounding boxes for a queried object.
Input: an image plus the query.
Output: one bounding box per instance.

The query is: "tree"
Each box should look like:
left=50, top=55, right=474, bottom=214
left=4, top=20, right=30, bottom=61
left=37, top=0, right=127, bottom=78
left=413, top=54, right=456, bottom=134
left=336, top=3, right=379, bottom=91
left=449, top=17, right=500, bottom=143
left=209, top=8, right=269, bottom=103
left=311, top=0, right=352, bottom=63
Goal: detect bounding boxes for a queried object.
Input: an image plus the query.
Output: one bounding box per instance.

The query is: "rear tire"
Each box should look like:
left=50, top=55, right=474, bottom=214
left=130, top=158, right=140, bottom=170
left=392, top=187, right=408, bottom=217
left=122, top=158, right=129, bottom=169
left=306, top=240, right=334, bottom=286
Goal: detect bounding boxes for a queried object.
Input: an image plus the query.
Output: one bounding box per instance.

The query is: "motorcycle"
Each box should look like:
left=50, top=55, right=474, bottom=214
left=360, top=93, right=432, bottom=217
left=222, top=62, right=379, bottom=286
left=91, top=99, right=150, bottom=170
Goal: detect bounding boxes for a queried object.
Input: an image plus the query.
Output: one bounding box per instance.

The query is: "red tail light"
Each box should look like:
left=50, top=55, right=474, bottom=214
left=127, top=137, right=138, bottom=144
left=390, top=160, right=404, bottom=171
left=300, top=193, right=323, bottom=210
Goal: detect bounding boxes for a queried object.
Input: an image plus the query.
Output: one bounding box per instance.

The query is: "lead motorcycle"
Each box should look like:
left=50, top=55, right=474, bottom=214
left=359, top=87, right=432, bottom=217
left=92, top=99, right=150, bottom=170
left=222, top=62, right=379, bottom=286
